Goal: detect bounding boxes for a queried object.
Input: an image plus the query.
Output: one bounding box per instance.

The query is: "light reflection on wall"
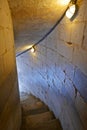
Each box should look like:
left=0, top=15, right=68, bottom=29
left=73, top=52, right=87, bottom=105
left=57, top=0, right=71, bottom=6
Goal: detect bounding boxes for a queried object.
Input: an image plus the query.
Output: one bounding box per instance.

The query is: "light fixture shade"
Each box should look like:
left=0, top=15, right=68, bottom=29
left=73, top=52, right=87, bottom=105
left=66, top=4, right=76, bottom=19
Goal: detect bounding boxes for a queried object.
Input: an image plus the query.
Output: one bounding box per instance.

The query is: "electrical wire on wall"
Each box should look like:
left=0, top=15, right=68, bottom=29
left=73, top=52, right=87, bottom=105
left=16, top=0, right=77, bottom=57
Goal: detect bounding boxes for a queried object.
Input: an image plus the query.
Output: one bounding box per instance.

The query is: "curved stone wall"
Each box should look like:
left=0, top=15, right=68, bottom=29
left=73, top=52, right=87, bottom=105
left=0, top=0, right=21, bottom=130
left=8, top=0, right=70, bottom=52
left=16, top=0, right=87, bottom=130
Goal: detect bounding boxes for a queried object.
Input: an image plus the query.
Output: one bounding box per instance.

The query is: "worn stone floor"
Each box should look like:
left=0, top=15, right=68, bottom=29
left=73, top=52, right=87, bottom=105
left=20, top=92, right=62, bottom=130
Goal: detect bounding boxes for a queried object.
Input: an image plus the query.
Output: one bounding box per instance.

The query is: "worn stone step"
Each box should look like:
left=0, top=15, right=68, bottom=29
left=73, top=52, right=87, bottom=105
left=25, top=111, right=55, bottom=127
left=22, top=104, right=49, bottom=116
left=26, top=119, right=62, bottom=130
left=22, top=101, right=46, bottom=111
left=21, top=93, right=40, bottom=105
left=20, top=93, right=63, bottom=130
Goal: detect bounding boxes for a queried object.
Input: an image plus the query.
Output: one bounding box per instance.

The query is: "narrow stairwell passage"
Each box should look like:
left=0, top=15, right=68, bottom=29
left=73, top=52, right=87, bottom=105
left=20, top=93, right=62, bottom=130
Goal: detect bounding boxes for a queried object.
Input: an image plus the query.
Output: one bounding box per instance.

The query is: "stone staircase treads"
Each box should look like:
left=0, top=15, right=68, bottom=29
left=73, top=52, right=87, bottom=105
left=26, top=119, right=62, bottom=130
left=22, top=101, right=45, bottom=111
left=22, top=105, right=49, bottom=116
left=21, top=94, right=39, bottom=104
left=25, top=111, right=55, bottom=127
left=20, top=93, right=62, bottom=130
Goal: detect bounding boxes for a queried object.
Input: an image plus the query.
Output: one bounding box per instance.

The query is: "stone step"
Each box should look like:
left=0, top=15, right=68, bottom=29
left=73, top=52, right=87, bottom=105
left=22, top=105, right=49, bottom=116
left=20, top=93, right=63, bottom=130
left=21, top=93, right=39, bottom=105
left=22, top=101, right=46, bottom=111
left=25, top=111, right=55, bottom=127
left=26, top=119, right=62, bottom=130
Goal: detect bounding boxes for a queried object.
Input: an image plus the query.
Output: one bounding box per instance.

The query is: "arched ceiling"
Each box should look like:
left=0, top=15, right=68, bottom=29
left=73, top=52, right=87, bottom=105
left=8, top=0, right=70, bottom=53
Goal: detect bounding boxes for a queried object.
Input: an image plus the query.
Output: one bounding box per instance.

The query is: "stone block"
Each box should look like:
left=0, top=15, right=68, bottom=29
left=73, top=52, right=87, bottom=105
left=0, top=29, right=6, bottom=55
left=55, top=67, right=65, bottom=83
left=47, top=48, right=56, bottom=61
left=4, top=28, right=14, bottom=51
left=83, top=24, right=87, bottom=49
left=37, top=45, right=47, bottom=56
left=13, top=104, right=21, bottom=130
left=65, top=62, right=75, bottom=81
left=0, top=82, right=20, bottom=130
left=57, top=40, right=73, bottom=61
left=71, top=22, right=84, bottom=45
left=65, top=77, right=75, bottom=102
left=75, top=92, right=87, bottom=130
left=56, top=54, right=66, bottom=71
left=58, top=23, right=72, bottom=42
left=3, top=49, right=15, bottom=77
left=0, top=0, right=12, bottom=28
left=73, top=68, right=87, bottom=102
left=0, top=71, right=17, bottom=114
left=72, top=46, right=87, bottom=75
left=46, top=28, right=58, bottom=51
left=0, top=55, right=4, bottom=83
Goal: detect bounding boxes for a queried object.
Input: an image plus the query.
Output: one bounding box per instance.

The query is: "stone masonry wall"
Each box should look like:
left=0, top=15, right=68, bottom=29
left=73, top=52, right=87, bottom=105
left=16, top=0, right=87, bottom=130
left=0, top=0, right=21, bottom=130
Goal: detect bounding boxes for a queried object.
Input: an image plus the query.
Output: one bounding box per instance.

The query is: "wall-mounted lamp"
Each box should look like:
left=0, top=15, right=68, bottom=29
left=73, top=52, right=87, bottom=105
left=31, top=47, right=35, bottom=53
left=66, top=4, right=76, bottom=19
left=66, top=0, right=77, bottom=20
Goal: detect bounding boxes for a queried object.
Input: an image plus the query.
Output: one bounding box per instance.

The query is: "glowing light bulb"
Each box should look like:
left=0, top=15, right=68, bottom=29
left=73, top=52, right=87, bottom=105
left=66, top=4, right=76, bottom=19
left=31, top=47, right=35, bottom=53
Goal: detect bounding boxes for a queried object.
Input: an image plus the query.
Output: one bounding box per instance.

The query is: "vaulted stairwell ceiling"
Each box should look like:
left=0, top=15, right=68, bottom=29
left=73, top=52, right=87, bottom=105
left=8, top=0, right=70, bottom=53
